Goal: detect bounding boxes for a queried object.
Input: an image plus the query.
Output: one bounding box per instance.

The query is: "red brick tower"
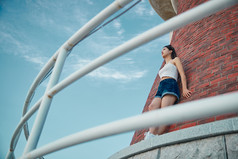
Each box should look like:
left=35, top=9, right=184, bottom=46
left=131, top=0, right=238, bottom=145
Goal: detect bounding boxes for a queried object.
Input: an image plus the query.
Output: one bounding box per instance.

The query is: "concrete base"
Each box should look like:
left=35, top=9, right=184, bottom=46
left=109, top=117, right=238, bottom=159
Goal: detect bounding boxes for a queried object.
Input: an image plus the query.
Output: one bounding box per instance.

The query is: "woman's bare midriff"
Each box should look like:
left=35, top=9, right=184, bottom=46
left=161, top=76, right=175, bottom=81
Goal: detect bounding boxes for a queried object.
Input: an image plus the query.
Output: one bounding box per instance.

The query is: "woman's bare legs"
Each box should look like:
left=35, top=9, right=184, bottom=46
left=157, top=95, right=177, bottom=135
left=148, top=97, right=161, bottom=134
left=147, top=95, right=177, bottom=136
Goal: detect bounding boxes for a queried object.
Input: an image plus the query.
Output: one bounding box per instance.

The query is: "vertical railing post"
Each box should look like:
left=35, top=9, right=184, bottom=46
left=23, top=48, right=68, bottom=155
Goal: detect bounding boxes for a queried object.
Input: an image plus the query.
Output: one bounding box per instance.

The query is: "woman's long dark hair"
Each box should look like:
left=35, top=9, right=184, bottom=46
left=164, top=45, right=177, bottom=59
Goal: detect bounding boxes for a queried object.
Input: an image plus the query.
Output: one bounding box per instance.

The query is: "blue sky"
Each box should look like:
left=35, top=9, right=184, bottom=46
left=0, top=0, right=169, bottom=158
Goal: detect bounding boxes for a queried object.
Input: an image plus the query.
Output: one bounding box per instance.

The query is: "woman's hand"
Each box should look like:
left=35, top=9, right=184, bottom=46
left=182, top=88, right=192, bottom=98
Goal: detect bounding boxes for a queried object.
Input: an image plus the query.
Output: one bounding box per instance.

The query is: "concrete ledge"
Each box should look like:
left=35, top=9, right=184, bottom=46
left=109, top=117, right=238, bottom=159
left=148, top=0, right=177, bottom=20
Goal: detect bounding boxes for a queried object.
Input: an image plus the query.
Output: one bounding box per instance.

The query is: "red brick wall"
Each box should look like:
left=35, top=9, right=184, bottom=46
left=130, top=0, right=238, bottom=145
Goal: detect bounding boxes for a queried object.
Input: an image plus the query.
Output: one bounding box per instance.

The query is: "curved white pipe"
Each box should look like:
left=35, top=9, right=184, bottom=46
left=22, top=92, right=238, bottom=159
left=7, top=0, right=133, bottom=158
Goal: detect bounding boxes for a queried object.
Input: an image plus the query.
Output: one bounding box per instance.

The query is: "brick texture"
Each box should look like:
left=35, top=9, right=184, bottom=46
left=131, top=0, right=238, bottom=145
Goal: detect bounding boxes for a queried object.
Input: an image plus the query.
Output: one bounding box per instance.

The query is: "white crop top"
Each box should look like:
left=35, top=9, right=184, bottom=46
left=159, top=61, right=178, bottom=81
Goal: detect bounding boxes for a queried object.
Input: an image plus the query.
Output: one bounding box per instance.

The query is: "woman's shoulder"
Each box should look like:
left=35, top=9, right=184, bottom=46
left=171, top=57, right=180, bottom=64
left=173, top=57, right=181, bottom=63
left=172, top=57, right=183, bottom=67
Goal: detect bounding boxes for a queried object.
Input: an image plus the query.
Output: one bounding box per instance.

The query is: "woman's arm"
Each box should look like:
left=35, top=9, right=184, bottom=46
left=174, top=57, right=192, bottom=98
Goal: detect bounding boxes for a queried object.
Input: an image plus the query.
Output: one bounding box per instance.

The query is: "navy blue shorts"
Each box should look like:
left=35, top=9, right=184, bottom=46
left=155, top=78, right=180, bottom=103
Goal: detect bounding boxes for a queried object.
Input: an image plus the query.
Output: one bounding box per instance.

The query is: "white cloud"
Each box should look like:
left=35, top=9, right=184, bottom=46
left=25, top=0, right=90, bottom=35
left=67, top=56, right=147, bottom=82
left=122, top=58, right=135, bottom=64
left=85, top=0, right=93, bottom=5
left=0, top=31, right=22, bottom=55
left=112, top=20, right=125, bottom=36
left=117, top=29, right=125, bottom=36
left=88, top=67, right=147, bottom=81
left=23, top=55, right=48, bottom=67
left=113, top=20, right=121, bottom=29
left=1, top=0, right=157, bottom=84
left=131, top=0, right=156, bottom=17
left=135, top=4, right=146, bottom=16
left=0, top=30, right=48, bottom=68
left=79, top=30, right=126, bottom=56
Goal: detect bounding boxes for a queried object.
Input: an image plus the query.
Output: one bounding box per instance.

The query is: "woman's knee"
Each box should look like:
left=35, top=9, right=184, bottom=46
left=149, top=102, right=159, bottom=111
left=149, top=103, right=157, bottom=111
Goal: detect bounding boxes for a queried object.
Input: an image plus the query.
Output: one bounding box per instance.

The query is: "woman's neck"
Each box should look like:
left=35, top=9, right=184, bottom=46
left=164, top=56, right=172, bottom=64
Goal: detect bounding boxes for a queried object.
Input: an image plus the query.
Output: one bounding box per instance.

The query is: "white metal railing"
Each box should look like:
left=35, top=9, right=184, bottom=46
left=20, top=92, right=238, bottom=159
left=6, top=0, right=238, bottom=159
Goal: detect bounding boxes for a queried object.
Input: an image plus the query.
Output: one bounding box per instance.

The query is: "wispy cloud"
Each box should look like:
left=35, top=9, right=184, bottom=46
left=135, top=4, right=146, bottom=16
left=23, top=55, right=48, bottom=67
left=85, top=0, right=93, bottom=5
left=88, top=67, right=147, bottom=81
left=112, top=20, right=125, bottom=36
left=1, top=0, right=158, bottom=83
left=134, top=0, right=156, bottom=16
left=66, top=56, right=147, bottom=82
left=0, top=30, right=48, bottom=68
left=25, top=0, right=90, bottom=35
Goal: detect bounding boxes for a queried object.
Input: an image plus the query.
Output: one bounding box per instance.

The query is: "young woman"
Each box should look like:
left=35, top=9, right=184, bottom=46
left=144, top=45, right=192, bottom=140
